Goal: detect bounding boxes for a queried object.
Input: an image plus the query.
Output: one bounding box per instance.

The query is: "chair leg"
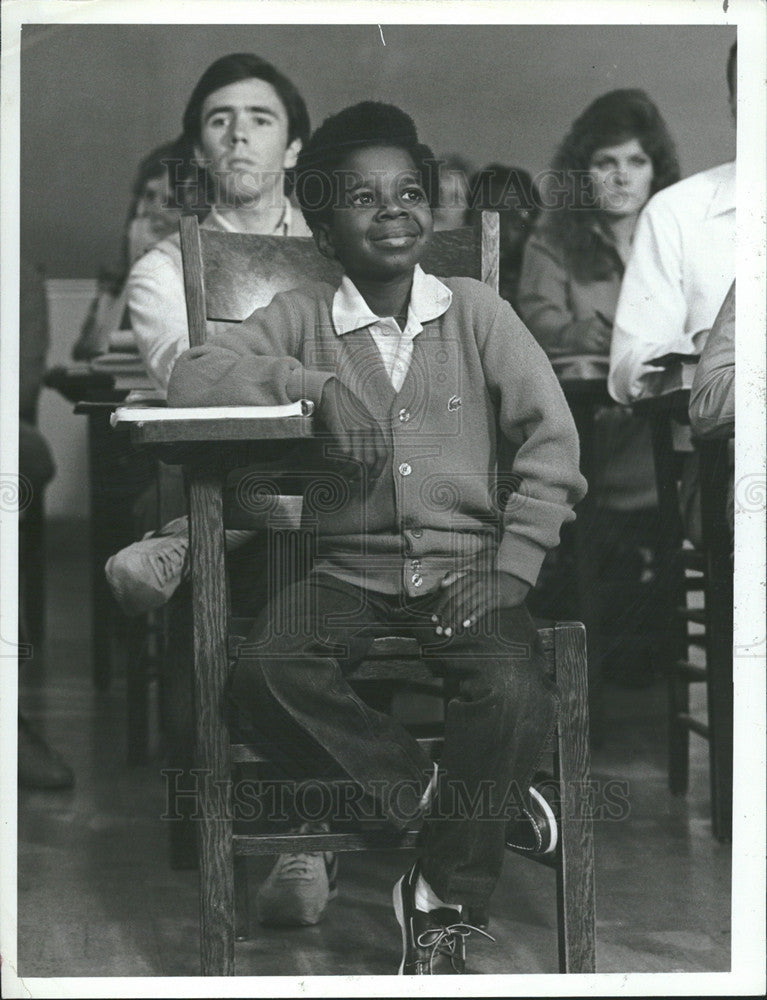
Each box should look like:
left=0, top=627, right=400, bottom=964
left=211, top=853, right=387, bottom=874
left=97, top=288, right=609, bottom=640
left=667, top=671, right=690, bottom=796
left=553, top=623, right=596, bottom=974
left=705, top=578, right=733, bottom=842
left=125, top=615, right=150, bottom=766
left=234, top=854, right=251, bottom=941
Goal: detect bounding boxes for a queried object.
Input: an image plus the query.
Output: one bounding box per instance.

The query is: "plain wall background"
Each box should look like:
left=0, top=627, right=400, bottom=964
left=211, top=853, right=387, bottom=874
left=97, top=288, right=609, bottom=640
left=21, top=23, right=736, bottom=278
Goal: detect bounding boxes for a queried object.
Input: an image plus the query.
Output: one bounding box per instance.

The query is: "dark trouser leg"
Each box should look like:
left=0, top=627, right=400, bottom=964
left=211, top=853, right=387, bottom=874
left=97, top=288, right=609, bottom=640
left=229, top=574, right=434, bottom=827
left=417, top=605, right=559, bottom=909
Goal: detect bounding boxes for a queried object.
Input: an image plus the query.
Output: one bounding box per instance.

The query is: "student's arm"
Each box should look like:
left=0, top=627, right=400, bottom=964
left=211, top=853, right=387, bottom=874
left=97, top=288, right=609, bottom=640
left=127, top=244, right=191, bottom=392
left=167, top=290, right=334, bottom=408
left=608, top=198, right=689, bottom=404
left=689, top=281, right=735, bottom=440
left=517, top=235, right=611, bottom=356
left=479, top=291, right=588, bottom=587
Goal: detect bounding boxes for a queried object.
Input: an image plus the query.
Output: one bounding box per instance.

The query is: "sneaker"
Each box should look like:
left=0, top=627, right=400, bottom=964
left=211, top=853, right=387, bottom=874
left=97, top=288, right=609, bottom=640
left=105, top=517, right=189, bottom=616
left=392, top=862, right=494, bottom=975
left=505, top=784, right=558, bottom=855
left=256, top=822, right=338, bottom=927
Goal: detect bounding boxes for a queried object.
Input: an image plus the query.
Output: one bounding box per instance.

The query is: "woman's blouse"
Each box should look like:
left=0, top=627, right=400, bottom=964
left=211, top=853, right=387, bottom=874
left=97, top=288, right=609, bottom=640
left=517, top=221, right=657, bottom=512
left=517, top=225, right=623, bottom=358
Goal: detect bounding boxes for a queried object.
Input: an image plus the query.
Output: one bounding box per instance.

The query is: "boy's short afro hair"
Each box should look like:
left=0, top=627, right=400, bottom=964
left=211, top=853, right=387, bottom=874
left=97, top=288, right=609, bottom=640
left=294, top=101, right=437, bottom=231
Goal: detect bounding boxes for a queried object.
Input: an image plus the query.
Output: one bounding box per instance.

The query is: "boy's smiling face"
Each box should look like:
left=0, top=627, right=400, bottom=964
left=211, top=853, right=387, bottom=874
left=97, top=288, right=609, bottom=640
left=316, top=145, right=433, bottom=283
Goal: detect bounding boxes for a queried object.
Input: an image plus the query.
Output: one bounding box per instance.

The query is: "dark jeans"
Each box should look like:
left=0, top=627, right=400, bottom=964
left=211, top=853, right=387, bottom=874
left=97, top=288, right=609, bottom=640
left=229, top=571, right=559, bottom=908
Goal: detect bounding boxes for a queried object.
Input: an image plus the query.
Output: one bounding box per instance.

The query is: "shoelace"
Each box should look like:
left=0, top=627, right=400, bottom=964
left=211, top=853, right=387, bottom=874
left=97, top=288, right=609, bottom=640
left=150, top=539, right=188, bottom=585
left=416, top=921, right=495, bottom=974
left=273, top=852, right=323, bottom=880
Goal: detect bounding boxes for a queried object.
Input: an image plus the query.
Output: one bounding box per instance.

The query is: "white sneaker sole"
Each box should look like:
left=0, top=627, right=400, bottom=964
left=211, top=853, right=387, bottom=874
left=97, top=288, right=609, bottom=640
left=392, top=875, right=408, bottom=975
left=530, top=785, right=558, bottom=854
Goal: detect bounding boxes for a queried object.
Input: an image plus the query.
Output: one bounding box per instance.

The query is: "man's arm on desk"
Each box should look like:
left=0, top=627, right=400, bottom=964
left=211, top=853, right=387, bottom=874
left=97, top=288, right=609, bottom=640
left=607, top=198, right=691, bottom=404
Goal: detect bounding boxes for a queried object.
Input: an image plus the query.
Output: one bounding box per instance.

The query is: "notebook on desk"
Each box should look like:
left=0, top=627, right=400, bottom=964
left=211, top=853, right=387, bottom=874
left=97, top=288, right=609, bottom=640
left=646, top=351, right=701, bottom=369
left=110, top=398, right=314, bottom=427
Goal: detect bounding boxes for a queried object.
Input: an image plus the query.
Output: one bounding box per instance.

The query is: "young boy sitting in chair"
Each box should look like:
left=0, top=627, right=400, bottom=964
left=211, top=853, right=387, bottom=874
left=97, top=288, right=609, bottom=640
left=168, top=102, right=587, bottom=975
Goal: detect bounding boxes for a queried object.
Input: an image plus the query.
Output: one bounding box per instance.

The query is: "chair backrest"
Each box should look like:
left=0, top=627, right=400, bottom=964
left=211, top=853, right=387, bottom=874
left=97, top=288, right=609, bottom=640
left=180, top=212, right=500, bottom=347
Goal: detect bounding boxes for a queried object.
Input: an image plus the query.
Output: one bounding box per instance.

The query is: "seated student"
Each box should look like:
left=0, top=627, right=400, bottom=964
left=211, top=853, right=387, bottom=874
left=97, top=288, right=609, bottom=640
left=517, top=89, right=681, bottom=683
left=432, top=153, right=473, bottom=231
left=19, top=257, right=74, bottom=790
left=72, top=135, right=198, bottom=361
left=105, top=52, right=312, bottom=615
left=168, top=102, right=586, bottom=975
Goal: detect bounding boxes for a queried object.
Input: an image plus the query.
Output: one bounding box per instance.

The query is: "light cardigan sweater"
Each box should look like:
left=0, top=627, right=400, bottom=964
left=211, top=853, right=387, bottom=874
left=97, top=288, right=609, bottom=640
left=168, top=275, right=587, bottom=594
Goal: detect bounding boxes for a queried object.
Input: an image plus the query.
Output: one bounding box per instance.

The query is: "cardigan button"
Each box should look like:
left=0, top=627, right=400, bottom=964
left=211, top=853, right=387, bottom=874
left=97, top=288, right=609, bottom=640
left=411, top=574, right=423, bottom=587
left=398, top=408, right=412, bottom=422
left=398, top=462, right=412, bottom=476
left=411, top=528, right=423, bottom=538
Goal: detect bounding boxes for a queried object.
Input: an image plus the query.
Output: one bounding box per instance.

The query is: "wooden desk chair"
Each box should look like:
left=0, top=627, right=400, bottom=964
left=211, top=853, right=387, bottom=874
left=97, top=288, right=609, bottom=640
left=175, top=212, right=596, bottom=974
left=633, top=391, right=732, bottom=841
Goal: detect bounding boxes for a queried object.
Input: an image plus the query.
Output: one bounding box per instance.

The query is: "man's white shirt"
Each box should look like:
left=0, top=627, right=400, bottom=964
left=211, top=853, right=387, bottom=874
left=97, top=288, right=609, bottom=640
left=608, top=160, right=735, bottom=404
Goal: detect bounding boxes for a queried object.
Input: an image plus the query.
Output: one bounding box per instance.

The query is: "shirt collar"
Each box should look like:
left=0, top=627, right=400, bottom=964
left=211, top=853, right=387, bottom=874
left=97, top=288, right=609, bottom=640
left=331, top=263, right=453, bottom=338
left=707, top=160, right=736, bottom=219
left=207, top=200, right=292, bottom=234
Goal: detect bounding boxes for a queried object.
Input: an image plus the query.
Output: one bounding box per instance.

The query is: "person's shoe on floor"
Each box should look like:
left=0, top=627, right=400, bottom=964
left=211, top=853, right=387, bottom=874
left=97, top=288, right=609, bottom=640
left=18, top=714, right=74, bottom=790
left=505, top=783, right=558, bottom=855
left=256, top=822, right=338, bottom=927
left=393, top=861, right=494, bottom=974
left=105, top=517, right=190, bottom=616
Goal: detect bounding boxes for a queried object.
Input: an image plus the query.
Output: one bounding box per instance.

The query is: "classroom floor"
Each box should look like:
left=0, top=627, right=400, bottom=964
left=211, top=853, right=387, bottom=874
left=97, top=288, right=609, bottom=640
left=16, top=520, right=732, bottom=978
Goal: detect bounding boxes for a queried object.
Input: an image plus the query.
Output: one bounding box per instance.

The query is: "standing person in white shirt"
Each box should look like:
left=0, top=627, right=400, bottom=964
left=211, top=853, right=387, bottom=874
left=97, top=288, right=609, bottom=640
left=607, top=41, right=736, bottom=406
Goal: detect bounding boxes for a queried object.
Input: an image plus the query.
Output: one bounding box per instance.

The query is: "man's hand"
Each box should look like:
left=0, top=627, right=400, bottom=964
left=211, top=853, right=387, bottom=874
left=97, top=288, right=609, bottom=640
left=316, top=377, right=387, bottom=482
left=430, top=570, right=531, bottom=636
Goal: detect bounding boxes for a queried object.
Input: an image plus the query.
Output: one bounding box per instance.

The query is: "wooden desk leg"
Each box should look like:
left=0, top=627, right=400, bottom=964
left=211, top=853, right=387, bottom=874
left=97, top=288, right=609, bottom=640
left=554, top=622, right=597, bottom=973
left=706, top=569, right=733, bottom=842
left=700, top=443, right=733, bottom=842
left=188, top=463, right=234, bottom=976
left=87, top=413, right=115, bottom=691
left=570, top=401, right=604, bottom=741
left=649, top=416, right=690, bottom=796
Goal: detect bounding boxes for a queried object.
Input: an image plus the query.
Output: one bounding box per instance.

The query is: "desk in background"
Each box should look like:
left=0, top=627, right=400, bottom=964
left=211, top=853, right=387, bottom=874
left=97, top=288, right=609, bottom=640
left=44, top=362, right=157, bottom=692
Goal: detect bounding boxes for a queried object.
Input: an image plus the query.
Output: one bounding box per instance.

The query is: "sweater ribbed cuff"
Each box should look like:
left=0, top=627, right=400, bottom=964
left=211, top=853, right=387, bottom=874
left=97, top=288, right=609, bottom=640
left=495, top=535, right=547, bottom=588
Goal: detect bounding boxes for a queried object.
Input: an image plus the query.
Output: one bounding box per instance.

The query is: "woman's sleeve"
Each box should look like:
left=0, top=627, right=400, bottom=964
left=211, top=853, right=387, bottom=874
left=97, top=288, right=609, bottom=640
left=517, top=235, right=609, bottom=357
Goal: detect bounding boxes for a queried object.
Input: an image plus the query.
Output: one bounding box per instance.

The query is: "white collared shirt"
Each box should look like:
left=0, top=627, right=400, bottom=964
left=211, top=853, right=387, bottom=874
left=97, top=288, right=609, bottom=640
left=208, top=198, right=297, bottom=237
left=331, top=263, right=453, bottom=391
left=608, top=160, right=736, bottom=404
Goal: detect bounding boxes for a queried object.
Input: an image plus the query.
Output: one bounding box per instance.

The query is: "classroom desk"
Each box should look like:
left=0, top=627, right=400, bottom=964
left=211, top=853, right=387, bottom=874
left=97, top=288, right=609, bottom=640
left=556, top=371, right=614, bottom=735
left=44, top=364, right=156, bottom=691
left=113, top=407, right=314, bottom=971
left=632, top=387, right=733, bottom=840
